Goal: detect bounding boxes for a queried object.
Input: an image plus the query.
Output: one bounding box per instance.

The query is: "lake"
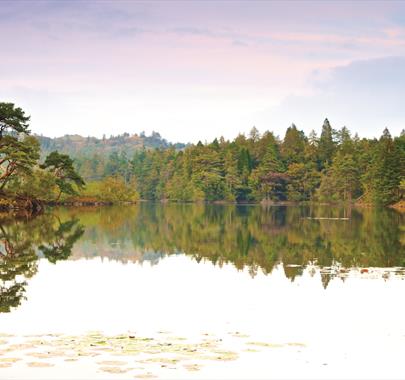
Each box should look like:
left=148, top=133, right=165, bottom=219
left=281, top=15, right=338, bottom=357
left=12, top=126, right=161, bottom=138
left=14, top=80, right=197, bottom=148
left=0, top=203, right=404, bottom=379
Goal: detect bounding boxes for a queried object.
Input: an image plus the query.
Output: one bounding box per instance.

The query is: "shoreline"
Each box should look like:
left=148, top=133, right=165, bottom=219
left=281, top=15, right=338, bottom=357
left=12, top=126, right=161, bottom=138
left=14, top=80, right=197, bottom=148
left=1, top=195, right=403, bottom=212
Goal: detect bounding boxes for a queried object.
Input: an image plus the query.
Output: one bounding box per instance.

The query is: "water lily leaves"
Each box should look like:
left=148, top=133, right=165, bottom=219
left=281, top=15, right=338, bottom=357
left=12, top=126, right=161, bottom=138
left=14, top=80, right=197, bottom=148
left=243, top=348, right=259, bottom=353
left=212, top=350, right=239, bottom=361
left=143, top=357, right=180, bottom=365
left=0, top=330, right=252, bottom=376
left=0, top=357, right=21, bottom=363
left=26, top=361, right=55, bottom=368
left=26, top=351, right=62, bottom=359
left=247, top=341, right=284, bottom=348
left=183, top=363, right=201, bottom=371
left=99, top=366, right=132, bottom=374
left=7, top=343, right=36, bottom=351
left=286, top=342, right=306, bottom=347
left=134, top=372, right=157, bottom=379
left=229, top=332, right=250, bottom=338
left=0, top=333, right=13, bottom=338
left=97, top=360, right=128, bottom=366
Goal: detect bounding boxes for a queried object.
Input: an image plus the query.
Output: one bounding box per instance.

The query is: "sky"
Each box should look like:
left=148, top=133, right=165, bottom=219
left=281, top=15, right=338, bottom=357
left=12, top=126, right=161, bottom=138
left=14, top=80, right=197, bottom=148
left=1, top=0, right=405, bottom=143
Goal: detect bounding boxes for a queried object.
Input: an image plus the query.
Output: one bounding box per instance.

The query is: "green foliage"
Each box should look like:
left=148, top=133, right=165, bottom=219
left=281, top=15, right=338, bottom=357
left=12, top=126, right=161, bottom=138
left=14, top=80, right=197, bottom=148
left=362, top=129, right=402, bottom=205
left=48, top=203, right=405, bottom=285
left=0, top=102, right=87, bottom=205
left=318, top=118, right=337, bottom=168
left=318, top=151, right=359, bottom=202
left=63, top=122, right=403, bottom=206
left=281, top=124, right=306, bottom=165
left=1, top=101, right=403, bottom=206
left=75, top=177, right=139, bottom=203
left=41, top=151, right=85, bottom=200
left=0, top=135, right=40, bottom=191
left=39, top=219, right=85, bottom=263
left=287, top=162, right=320, bottom=201
left=0, top=102, right=30, bottom=138
left=0, top=213, right=84, bottom=311
left=7, top=169, right=58, bottom=202
left=98, top=176, right=139, bottom=203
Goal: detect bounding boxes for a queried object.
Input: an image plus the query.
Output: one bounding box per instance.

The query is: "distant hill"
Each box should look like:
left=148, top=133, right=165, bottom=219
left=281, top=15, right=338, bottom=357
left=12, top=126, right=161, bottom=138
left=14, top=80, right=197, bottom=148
left=36, top=131, right=186, bottom=158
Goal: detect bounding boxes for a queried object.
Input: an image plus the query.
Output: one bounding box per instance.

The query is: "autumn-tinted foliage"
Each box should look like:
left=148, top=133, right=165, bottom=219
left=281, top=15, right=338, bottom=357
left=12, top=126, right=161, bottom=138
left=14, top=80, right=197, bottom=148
left=71, top=120, right=403, bottom=205
left=1, top=102, right=403, bottom=206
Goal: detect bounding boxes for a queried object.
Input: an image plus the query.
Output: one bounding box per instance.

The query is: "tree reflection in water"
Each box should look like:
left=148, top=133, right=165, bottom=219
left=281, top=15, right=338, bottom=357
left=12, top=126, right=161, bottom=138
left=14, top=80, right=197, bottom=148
left=0, top=212, right=84, bottom=312
left=65, top=203, right=404, bottom=282
left=0, top=204, right=404, bottom=312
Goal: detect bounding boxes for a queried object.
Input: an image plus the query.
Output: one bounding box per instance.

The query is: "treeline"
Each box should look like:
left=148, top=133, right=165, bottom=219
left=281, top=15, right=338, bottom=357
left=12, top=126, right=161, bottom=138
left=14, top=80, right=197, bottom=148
left=80, top=120, right=404, bottom=205
left=2, top=102, right=404, bottom=206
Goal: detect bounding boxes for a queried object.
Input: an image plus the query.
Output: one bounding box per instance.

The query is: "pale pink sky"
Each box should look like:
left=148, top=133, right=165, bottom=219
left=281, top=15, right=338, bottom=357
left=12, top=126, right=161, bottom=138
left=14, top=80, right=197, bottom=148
left=1, top=1, right=405, bottom=142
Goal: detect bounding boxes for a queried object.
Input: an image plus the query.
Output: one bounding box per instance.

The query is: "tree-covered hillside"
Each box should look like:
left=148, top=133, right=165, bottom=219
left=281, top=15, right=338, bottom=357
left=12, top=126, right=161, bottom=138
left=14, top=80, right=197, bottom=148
left=37, top=132, right=186, bottom=158
left=36, top=132, right=187, bottom=182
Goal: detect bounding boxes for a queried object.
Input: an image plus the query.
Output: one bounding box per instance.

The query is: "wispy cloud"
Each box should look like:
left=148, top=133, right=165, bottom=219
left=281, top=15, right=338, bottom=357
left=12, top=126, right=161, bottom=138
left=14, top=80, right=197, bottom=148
left=1, top=1, right=405, bottom=140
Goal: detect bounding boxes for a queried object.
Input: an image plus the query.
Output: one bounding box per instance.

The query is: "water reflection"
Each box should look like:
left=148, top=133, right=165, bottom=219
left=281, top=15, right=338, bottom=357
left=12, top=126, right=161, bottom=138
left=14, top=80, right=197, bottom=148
left=0, top=213, right=84, bottom=312
left=0, top=204, right=404, bottom=312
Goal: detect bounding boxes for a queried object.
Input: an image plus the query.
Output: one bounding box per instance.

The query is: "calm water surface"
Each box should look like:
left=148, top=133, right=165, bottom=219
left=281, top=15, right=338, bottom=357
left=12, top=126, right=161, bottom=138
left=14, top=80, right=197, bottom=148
left=0, top=204, right=404, bottom=379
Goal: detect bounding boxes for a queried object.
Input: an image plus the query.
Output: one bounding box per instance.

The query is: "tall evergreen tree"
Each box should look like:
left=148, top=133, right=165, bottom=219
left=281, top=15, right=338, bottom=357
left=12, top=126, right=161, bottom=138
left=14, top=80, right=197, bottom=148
left=318, top=118, right=336, bottom=168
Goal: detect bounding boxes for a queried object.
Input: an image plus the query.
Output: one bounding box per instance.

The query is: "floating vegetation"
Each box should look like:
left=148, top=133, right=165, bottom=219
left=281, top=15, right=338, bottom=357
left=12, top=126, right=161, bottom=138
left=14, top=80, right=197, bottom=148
left=286, top=342, right=306, bottom=347
left=212, top=350, right=239, bottom=361
left=0, top=330, right=306, bottom=377
left=99, top=366, right=132, bottom=374
left=26, top=351, right=63, bottom=359
left=247, top=341, right=284, bottom=348
left=0, top=357, right=21, bottom=363
left=0, top=333, right=13, bottom=338
left=97, top=360, right=128, bottom=366
left=7, top=343, right=36, bottom=351
left=27, top=361, right=55, bottom=368
left=183, top=363, right=201, bottom=371
left=230, top=332, right=250, bottom=338
left=135, top=372, right=157, bottom=379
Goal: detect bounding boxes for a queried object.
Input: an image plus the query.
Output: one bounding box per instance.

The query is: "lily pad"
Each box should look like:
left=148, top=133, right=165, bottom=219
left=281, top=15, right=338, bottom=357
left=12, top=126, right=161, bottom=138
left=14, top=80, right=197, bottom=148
left=99, top=366, right=132, bottom=374
left=97, top=360, right=128, bottom=366
left=286, top=342, right=306, bottom=347
left=183, top=363, right=201, bottom=371
left=135, top=373, right=157, bottom=379
left=0, top=357, right=21, bottom=363
left=247, top=341, right=284, bottom=348
left=27, top=362, right=55, bottom=368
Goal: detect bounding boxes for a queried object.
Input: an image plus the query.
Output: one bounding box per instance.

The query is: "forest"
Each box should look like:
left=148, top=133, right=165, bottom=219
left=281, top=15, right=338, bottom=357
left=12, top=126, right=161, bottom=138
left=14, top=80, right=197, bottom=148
left=1, top=101, right=404, bottom=207
left=73, top=119, right=404, bottom=206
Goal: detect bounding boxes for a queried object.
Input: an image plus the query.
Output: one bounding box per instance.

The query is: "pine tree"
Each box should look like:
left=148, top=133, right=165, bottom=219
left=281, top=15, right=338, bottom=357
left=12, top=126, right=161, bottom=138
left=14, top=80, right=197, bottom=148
left=318, top=118, right=336, bottom=168
left=367, top=129, right=401, bottom=205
